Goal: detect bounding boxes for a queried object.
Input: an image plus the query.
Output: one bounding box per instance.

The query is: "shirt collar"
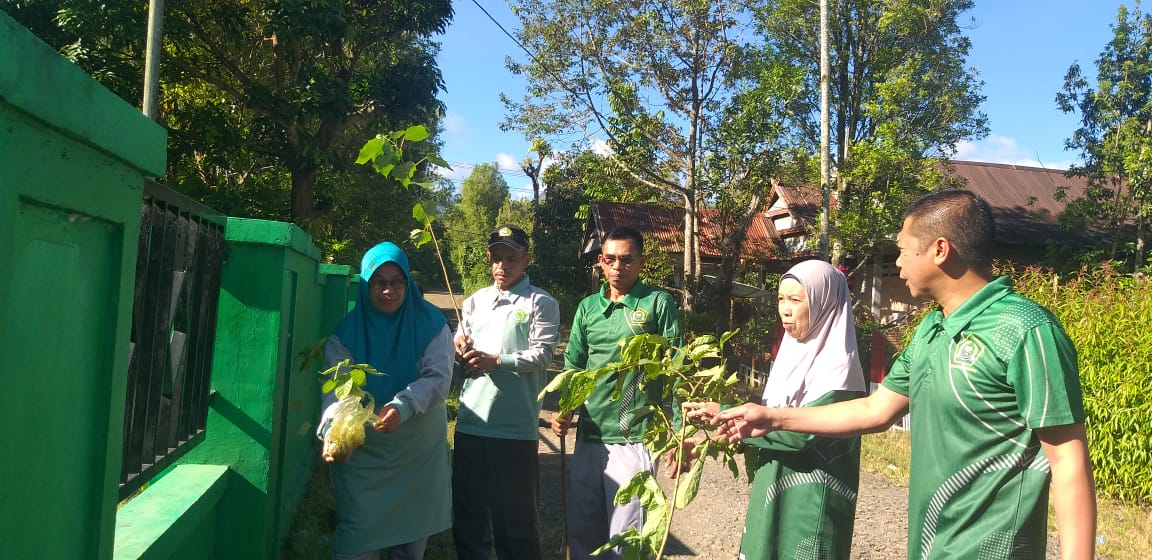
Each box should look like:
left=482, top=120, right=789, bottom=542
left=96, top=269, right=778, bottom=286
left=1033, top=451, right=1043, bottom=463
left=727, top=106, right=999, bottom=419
left=500, top=274, right=531, bottom=297
left=597, top=281, right=646, bottom=316
left=938, top=275, right=1013, bottom=338
left=483, top=275, right=531, bottom=308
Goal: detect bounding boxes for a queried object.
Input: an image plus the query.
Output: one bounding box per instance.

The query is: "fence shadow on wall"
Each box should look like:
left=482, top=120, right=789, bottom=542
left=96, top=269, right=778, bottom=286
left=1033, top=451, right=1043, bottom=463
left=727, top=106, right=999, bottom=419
left=120, top=180, right=226, bottom=500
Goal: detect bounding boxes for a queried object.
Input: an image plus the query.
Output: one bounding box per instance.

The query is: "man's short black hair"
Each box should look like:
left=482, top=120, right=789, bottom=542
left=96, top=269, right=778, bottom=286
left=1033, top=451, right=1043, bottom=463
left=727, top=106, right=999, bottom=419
left=603, top=227, right=645, bottom=254
left=902, top=189, right=996, bottom=270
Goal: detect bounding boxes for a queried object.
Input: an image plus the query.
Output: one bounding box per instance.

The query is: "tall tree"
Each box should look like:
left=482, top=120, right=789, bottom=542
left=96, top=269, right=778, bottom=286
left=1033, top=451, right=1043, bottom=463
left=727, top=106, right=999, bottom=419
left=5, top=0, right=452, bottom=223
left=503, top=0, right=749, bottom=310
left=751, top=0, right=988, bottom=260
left=444, top=163, right=511, bottom=294
left=702, top=50, right=809, bottom=323
left=1057, top=3, right=1152, bottom=270
left=532, top=151, right=612, bottom=301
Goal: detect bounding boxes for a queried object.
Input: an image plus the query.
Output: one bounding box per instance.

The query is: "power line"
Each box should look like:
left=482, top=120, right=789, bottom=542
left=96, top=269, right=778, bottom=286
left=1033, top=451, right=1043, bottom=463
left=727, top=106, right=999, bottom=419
left=441, top=160, right=530, bottom=178
left=468, top=0, right=613, bottom=143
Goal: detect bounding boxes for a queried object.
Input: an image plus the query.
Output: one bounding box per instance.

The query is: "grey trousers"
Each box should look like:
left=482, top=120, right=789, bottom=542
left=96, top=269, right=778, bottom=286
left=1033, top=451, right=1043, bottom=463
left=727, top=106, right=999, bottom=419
left=567, top=440, right=653, bottom=560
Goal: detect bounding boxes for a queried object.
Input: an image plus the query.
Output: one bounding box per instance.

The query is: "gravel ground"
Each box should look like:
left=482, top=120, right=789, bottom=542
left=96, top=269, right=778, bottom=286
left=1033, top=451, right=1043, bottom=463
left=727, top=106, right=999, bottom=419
left=536, top=414, right=908, bottom=560
left=537, top=412, right=1062, bottom=560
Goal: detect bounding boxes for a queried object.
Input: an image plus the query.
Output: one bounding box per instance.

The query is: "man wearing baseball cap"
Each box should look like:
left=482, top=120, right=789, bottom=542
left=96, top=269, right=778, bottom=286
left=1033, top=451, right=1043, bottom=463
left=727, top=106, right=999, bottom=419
left=452, top=224, right=560, bottom=560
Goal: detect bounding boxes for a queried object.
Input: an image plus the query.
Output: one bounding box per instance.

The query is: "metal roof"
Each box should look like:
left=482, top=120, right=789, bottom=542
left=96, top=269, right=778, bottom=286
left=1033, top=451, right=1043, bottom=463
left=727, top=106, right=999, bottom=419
left=583, top=160, right=1110, bottom=262
left=946, top=160, right=1102, bottom=245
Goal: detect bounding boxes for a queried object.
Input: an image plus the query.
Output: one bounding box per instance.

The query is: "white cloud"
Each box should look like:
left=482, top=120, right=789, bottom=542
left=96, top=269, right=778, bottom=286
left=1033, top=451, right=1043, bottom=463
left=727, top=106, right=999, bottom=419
left=440, top=111, right=471, bottom=154
left=496, top=152, right=521, bottom=172
left=431, top=164, right=469, bottom=182
left=954, top=134, right=1076, bottom=171
left=590, top=137, right=613, bottom=156
left=442, top=111, right=468, bottom=136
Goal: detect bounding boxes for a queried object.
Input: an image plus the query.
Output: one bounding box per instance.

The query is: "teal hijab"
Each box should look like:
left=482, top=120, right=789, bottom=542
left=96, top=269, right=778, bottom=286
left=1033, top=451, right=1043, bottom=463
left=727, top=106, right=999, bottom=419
left=334, top=242, right=447, bottom=402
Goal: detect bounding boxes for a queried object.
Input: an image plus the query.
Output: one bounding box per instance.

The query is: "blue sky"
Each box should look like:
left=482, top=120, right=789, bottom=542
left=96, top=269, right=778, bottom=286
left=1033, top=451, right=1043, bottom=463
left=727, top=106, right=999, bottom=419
left=434, top=1, right=1133, bottom=196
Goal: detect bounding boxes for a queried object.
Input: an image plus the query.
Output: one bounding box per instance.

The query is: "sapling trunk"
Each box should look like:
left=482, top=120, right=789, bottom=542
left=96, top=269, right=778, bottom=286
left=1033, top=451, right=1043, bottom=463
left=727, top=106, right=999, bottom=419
left=656, top=414, right=692, bottom=558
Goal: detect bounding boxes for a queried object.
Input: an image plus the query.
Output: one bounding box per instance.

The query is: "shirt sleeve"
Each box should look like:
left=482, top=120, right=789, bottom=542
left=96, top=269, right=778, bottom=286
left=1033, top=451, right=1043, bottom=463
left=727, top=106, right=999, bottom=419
left=1007, top=321, right=1084, bottom=429
left=882, top=326, right=921, bottom=397
left=456, top=294, right=474, bottom=340
left=656, top=291, right=682, bottom=347
left=564, top=300, right=589, bottom=370
left=655, top=290, right=684, bottom=427
left=387, top=325, right=454, bottom=422
left=499, top=292, right=560, bottom=375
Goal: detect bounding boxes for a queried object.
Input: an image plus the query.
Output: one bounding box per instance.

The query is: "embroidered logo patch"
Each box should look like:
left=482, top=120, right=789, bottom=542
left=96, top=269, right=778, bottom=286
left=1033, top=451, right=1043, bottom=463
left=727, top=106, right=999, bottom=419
left=498, top=226, right=513, bottom=237
left=950, top=333, right=985, bottom=369
left=628, top=308, right=649, bottom=326
left=513, top=309, right=529, bottom=323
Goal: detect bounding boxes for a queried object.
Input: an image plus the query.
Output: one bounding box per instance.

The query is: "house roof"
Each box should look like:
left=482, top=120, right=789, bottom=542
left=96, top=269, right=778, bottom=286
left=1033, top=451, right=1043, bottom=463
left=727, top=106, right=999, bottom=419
left=945, top=160, right=1101, bottom=245
left=586, top=201, right=782, bottom=262
left=583, top=160, right=1105, bottom=266
left=773, top=182, right=823, bottom=227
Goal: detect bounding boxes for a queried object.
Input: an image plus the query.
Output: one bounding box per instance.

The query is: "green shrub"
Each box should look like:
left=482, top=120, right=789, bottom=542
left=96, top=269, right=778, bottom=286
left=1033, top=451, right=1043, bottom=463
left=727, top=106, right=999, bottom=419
left=1006, top=263, right=1152, bottom=505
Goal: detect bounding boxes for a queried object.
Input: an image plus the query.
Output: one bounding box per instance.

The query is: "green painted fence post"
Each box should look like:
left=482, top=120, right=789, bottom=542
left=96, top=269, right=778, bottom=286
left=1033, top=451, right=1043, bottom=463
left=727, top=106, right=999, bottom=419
left=176, top=218, right=352, bottom=558
left=0, top=13, right=166, bottom=560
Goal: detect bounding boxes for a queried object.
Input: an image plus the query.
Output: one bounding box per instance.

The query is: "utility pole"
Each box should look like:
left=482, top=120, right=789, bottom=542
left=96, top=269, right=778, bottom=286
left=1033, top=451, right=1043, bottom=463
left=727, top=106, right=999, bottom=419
left=142, top=0, right=165, bottom=120
left=818, top=0, right=831, bottom=261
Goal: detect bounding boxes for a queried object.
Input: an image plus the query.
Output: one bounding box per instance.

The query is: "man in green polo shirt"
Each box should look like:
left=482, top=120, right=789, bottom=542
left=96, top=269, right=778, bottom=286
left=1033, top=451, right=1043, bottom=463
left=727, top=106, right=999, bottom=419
left=452, top=224, right=560, bottom=560
left=551, top=226, right=681, bottom=560
left=711, top=190, right=1096, bottom=559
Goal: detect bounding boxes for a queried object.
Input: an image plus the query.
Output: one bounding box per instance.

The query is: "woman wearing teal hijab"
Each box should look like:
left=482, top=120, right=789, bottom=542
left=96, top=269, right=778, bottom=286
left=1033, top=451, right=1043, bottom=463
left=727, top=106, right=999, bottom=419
left=318, top=241, right=453, bottom=559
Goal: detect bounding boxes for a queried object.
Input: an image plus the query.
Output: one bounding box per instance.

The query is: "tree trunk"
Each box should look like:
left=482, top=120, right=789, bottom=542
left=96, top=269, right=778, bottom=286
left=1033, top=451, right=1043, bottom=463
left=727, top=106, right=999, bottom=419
left=290, top=165, right=318, bottom=220
left=1136, top=212, right=1146, bottom=274
left=681, top=192, right=697, bottom=312
left=715, top=190, right=765, bottom=332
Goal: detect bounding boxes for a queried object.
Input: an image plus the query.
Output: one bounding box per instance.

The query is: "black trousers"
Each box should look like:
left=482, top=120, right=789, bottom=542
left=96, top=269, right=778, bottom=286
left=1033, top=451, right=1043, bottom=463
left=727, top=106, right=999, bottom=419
left=451, top=433, right=542, bottom=560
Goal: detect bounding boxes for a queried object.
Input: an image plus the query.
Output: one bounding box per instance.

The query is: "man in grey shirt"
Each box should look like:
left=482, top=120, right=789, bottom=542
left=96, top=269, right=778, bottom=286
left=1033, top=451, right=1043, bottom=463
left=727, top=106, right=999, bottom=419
left=452, top=224, right=561, bottom=560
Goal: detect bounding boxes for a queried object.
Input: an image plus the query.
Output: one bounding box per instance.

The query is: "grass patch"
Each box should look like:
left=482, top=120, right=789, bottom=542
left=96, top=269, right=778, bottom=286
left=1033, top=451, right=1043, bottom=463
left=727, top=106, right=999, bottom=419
left=860, top=429, right=912, bottom=485
left=1092, top=497, right=1151, bottom=559
left=859, top=427, right=1152, bottom=559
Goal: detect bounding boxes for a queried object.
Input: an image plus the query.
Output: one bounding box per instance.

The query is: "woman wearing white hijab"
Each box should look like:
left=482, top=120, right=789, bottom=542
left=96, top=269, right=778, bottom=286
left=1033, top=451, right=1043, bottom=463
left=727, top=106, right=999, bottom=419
left=685, top=259, right=866, bottom=560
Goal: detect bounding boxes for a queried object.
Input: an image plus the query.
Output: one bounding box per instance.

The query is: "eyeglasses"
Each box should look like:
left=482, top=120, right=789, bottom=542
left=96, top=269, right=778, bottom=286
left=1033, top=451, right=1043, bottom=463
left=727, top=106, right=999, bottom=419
left=369, top=278, right=407, bottom=291
left=601, top=254, right=638, bottom=266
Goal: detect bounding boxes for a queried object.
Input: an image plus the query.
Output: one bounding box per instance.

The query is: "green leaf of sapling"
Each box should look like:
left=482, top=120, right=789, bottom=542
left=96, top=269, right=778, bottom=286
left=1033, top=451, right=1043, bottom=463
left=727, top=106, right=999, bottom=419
left=355, top=137, right=383, bottom=164
left=403, top=125, right=430, bottom=141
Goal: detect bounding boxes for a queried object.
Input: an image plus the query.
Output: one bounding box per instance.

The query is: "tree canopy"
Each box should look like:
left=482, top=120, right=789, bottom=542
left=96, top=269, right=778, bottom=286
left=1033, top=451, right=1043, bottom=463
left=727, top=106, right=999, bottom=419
left=750, top=0, right=988, bottom=260
left=504, top=0, right=760, bottom=309
left=444, top=163, right=512, bottom=294
left=1057, top=3, right=1152, bottom=269
left=5, top=0, right=454, bottom=271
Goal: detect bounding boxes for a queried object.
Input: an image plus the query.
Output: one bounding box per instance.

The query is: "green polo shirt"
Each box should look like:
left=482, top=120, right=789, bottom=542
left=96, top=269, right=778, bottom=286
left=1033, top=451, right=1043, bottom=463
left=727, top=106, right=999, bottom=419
left=564, top=282, right=681, bottom=444
left=882, top=276, right=1084, bottom=559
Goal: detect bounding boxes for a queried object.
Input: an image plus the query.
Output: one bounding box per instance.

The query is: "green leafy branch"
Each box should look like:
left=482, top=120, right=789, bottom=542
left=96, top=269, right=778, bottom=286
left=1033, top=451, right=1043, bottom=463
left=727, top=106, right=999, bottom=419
left=318, top=359, right=386, bottom=462
left=356, top=125, right=461, bottom=323
left=540, top=330, right=747, bottom=558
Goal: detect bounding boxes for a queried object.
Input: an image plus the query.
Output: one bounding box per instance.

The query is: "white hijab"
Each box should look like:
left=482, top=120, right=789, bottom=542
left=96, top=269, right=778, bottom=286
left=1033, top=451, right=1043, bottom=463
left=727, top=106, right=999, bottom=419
left=761, top=260, right=866, bottom=408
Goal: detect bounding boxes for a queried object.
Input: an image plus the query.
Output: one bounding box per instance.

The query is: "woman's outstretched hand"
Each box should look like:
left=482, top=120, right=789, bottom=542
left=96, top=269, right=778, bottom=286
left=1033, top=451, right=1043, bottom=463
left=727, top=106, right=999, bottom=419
left=711, top=403, right=777, bottom=442
left=682, top=401, right=720, bottom=425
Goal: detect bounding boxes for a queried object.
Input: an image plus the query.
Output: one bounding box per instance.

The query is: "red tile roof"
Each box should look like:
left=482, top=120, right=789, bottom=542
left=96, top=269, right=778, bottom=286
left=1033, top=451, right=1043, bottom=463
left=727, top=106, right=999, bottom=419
left=588, top=202, right=782, bottom=261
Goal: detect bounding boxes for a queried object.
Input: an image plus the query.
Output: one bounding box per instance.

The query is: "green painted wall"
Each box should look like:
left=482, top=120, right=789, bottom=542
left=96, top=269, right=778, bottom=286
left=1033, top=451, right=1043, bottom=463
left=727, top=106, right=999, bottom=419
left=114, top=465, right=229, bottom=560
left=174, top=218, right=352, bottom=559
left=0, top=13, right=166, bottom=560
